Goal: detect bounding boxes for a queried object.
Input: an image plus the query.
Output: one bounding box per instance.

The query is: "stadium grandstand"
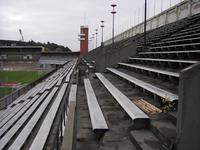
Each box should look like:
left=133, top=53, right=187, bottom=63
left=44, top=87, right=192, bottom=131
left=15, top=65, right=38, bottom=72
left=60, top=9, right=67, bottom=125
left=0, top=0, right=200, bottom=150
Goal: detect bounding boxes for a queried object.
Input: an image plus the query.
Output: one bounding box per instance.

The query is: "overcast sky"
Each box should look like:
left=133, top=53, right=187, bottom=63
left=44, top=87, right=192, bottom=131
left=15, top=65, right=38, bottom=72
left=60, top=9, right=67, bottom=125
left=0, top=0, right=182, bottom=51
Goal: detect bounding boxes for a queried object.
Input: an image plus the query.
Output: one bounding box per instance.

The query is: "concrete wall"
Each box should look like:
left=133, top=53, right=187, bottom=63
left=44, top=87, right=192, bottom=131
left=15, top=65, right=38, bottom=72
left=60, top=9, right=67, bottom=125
left=176, top=63, right=200, bottom=150
left=104, top=0, right=200, bottom=45
left=84, top=39, right=137, bottom=72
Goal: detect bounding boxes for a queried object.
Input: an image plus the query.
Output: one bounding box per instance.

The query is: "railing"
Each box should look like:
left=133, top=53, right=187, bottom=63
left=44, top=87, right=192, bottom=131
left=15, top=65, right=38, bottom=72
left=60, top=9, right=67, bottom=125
left=104, top=0, right=200, bottom=45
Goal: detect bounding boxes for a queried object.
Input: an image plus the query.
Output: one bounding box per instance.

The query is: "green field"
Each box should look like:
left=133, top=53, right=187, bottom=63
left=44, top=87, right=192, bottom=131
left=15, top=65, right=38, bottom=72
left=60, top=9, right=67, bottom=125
left=0, top=88, right=13, bottom=98
left=0, top=71, right=47, bottom=84
left=0, top=70, right=47, bottom=98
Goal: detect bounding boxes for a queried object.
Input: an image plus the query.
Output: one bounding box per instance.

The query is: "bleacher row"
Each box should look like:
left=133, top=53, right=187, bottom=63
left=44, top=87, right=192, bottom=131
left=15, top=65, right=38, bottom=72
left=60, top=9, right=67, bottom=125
left=82, top=58, right=95, bottom=72
left=0, top=59, right=77, bottom=150
left=78, top=12, right=200, bottom=149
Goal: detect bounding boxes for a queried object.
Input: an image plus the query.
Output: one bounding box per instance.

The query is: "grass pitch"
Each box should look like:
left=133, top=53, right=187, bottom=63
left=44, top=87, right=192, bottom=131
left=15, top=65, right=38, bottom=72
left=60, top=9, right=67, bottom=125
left=0, top=70, right=47, bottom=98
left=0, top=88, right=13, bottom=98
left=0, top=71, right=46, bottom=84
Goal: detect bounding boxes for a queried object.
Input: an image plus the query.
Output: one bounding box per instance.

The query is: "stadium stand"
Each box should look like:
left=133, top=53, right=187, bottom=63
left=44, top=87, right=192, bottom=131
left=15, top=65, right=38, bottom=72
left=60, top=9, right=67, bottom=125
left=0, top=59, right=77, bottom=149
left=77, top=10, right=200, bottom=150
left=1, top=1, right=200, bottom=150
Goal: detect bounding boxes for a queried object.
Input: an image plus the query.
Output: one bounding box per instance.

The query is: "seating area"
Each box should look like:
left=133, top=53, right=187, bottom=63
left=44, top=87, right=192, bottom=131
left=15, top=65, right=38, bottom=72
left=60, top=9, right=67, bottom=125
left=82, top=58, right=95, bottom=71
left=96, top=73, right=149, bottom=124
left=0, top=59, right=77, bottom=149
left=75, top=12, right=200, bottom=150
left=136, top=13, right=200, bottom=51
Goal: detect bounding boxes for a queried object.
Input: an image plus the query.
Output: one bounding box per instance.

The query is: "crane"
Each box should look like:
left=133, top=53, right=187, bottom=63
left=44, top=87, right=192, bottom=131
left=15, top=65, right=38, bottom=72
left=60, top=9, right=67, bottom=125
left=19, top=29, right=24, bottom=41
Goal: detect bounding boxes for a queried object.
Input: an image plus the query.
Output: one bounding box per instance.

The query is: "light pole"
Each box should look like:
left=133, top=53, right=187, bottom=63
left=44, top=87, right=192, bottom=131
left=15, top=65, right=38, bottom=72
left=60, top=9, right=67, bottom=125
left=89, top=37, right=93, bottom=51
left=95, top=29, right=98, bottom=48
left=154, top=0, right=156, bottom=16
left=92, top=34, right=95, bottom=49
left=144, top=0, right=147, bottom=51
left=111, top=4, right=117, bottom=48
left=100, top=20, right=105, bottom=46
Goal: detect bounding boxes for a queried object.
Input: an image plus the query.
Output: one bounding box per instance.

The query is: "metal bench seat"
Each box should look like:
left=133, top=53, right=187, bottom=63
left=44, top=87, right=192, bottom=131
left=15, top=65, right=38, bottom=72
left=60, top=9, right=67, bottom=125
left=0, top=94, right=26, bottom=120
left=162, top=33, right=200, bottom=42
left=8, top=87, right=59, bottom=150
left=44, top=78, right=59, bottom=91
left=96, top=73, right=149, bottom=124
left=129, top=57, right=198, bottom=64
left=106, top=68, right=178, bottom=102
left=56, top=74, right=66, bottom=86
left=56, top=65, right=73, bottom=86
left=65, top=68, right=73, bottom=83
left=118, top=63, right=179, bottom=78
left=171, top=28, right=200, bottom=38
left=30, top=82, right=47, bottom=97
left=17, top=84, right=41, bottom=100
left=152, top=37, right=200, bottom=46
left=0, top=92, right=49, bottom=149
left=0, top=94, right=47, bottom=138
left=150, top=43, right=200, bottom=51
left=0, top=96, right=38, bottom=129
left=65, top=62, right=76, bottom=83
left=177, top=25, right=200, bottom=33
left=84, top=79, right=108, bottom=137
left=30, top=83, right=68, bottom=150
left=41, top=67, right=69, bottom=92
left=139, top=50, right=200, bottom=55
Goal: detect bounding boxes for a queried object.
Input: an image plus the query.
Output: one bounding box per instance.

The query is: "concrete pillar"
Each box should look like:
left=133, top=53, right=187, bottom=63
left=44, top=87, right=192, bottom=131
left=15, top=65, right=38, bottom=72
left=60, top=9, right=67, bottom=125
left=176, top=63, right=200, bottom=150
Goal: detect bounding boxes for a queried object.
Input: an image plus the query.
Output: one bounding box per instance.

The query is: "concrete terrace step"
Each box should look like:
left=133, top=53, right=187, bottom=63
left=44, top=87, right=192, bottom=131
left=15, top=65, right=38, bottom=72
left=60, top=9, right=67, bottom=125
left=107, top=68, right=178, bottom=102
left=151, top=119, right=176, bottom=148
left=129, top=129, right=166, bottom=150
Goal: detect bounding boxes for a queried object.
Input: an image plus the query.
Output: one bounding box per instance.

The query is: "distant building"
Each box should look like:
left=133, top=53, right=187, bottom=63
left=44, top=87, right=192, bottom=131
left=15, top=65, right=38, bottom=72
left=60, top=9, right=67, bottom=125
left=0, top=46, right=43, bottom=63
left=79, top=26, right=88, bottom=55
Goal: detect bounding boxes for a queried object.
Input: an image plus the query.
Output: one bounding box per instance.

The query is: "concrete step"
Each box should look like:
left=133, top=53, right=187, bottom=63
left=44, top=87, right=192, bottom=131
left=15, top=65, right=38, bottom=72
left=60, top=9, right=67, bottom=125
left=151, top=119, right=176, bottom=149
left=167, top=112, right=177, bottom=125
left=129, top=129, right=166, bottom=150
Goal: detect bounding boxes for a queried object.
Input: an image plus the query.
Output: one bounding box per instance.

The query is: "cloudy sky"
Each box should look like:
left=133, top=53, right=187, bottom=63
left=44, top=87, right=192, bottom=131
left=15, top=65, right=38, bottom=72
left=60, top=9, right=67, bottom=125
left=0, top=0, right=181, bottom=51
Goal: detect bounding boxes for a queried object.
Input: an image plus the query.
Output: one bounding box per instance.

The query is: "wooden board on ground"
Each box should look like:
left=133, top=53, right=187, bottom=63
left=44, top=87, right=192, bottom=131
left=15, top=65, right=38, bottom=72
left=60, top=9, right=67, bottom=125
left=133, top=99, right=162, bottom=115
